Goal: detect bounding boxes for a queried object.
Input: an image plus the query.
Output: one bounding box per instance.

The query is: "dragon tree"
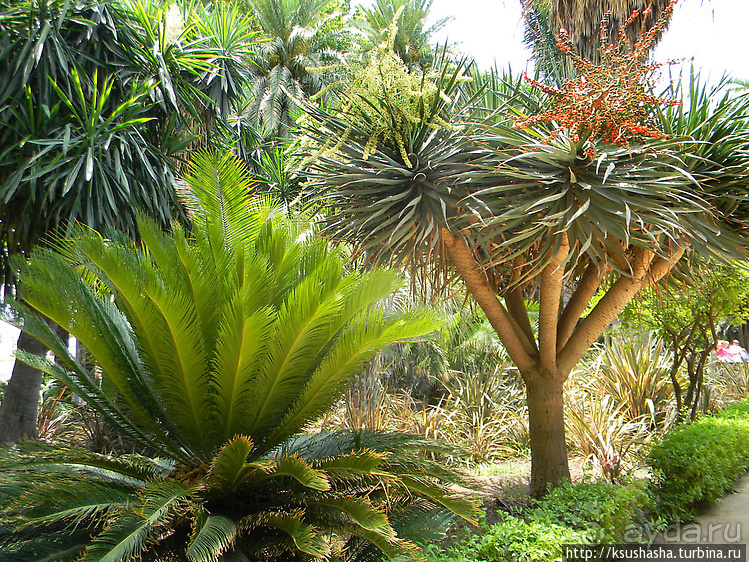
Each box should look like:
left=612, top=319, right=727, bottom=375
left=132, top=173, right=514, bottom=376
left=302, top=2, right=749, bottom=495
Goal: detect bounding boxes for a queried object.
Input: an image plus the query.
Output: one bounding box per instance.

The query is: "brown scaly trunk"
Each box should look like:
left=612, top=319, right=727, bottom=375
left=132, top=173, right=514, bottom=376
left=0, top=329, right=47, bottom=444
left=526, top=371, right=570, bottom=497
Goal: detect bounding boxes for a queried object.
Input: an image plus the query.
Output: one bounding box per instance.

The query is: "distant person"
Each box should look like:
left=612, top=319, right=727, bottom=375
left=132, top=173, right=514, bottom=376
left=727, top=340, right=747, bottom=363
left=717, top=340, right=731, bottom=362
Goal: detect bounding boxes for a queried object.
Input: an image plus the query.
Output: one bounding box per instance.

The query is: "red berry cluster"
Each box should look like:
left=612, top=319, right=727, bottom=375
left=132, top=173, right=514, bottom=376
left=514, top=0, right=681, bottom=152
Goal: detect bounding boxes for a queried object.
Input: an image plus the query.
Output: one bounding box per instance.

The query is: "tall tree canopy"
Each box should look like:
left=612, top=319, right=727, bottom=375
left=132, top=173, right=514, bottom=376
left=351, top=0, right=448, bottom=71
left=301, top=2, right=749, bottom=495
left=245, top=0, right=350, bottom=136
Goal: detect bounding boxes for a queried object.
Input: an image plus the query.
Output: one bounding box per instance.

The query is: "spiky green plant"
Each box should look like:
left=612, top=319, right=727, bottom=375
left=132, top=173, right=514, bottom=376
left=593, top=333, right=673, bottom=427
left=245, top=0, right=349, bottom=136
left=0, top=152, right=477, bottom=561
left=351, top=0, right=449, bottom=72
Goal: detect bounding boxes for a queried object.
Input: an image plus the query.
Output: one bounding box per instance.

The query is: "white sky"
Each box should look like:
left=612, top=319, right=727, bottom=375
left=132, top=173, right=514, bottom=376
left=354, top=0, right=749, bottom=81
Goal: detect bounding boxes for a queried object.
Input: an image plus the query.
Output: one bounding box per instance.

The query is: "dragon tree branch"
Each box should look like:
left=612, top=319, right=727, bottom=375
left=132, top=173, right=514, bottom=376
left=558, top=245, right=685, bottom=376
left=556, top=261, right=607, bottom=350
left=442, top=228, right=536, bottom=374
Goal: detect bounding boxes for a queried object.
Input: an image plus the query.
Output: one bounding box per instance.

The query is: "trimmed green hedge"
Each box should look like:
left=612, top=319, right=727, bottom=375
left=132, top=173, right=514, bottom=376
left=422, top=480, right=649, bottom=561
left=649, top=400, right=749, bottom=519
left=423, top=513, right=587, bottom=562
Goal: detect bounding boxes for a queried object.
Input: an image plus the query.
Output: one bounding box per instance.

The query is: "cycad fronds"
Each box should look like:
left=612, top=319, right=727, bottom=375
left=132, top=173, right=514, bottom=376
left=1, top=152, right=474, bottom=561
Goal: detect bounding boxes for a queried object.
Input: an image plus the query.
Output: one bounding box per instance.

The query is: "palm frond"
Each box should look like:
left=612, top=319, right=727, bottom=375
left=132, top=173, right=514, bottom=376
left=80, top=480, right=191, bottom=562
left=187, top=515, right=238, bottom=562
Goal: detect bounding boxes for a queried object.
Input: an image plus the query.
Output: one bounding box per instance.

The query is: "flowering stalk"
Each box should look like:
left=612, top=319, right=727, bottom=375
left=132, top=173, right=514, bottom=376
left=515, top=0, right=681, bottom=153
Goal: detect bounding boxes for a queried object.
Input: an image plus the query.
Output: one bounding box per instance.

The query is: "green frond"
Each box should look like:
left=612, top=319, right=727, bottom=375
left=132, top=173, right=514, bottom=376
left=314, top=450, right=389, bottom=479
left=212, top=301, right=277, bottom=442
left=80, top=480, right=191, bottom=562
left=205, top=435, right=254, bottom=495
left=267, top=308, right=442, bottom=446
left=256, top=513, right=331, bottom=559
left=0, top=442, right=169, bottom=485
left=13, top=479, right=129, bottom=530
left=187, top=515, right=238, bottom=562
left=272, top=455, right=329, bottom=492
left=395, top=475, right=479, bottom=525
left=316, top=497, right=392, bottom=538
left=12, top=249, right=180, bottom=453
left=340, top=524, right=417, bottom=562
left=0, top=536, right=89, bottom=562
left=182, top=151, right=265, bottom=252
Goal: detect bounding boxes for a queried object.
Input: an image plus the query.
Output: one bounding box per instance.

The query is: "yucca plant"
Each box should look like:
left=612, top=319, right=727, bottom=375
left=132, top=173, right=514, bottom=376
left=593, top=333, right=673, bottom=428
left=0, top=152, right=477, bottom=561
left=564, top=390, right=647, bottom=483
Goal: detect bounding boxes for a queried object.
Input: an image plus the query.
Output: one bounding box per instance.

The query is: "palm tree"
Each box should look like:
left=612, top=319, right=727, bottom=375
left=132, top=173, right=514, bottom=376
left=0, top=151, right=476, bottom=561
left=351, top=0, right=449, bottom=72
left=245, top=0, right=349, bottom=137
left=522, top=0, right=675, bottom=64
left=300, top=26, right=749, bottom=495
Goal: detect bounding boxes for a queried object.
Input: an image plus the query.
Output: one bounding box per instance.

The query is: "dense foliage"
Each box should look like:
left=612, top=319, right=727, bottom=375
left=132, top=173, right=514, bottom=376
left=649, top=400, right=749, bottom=520
left=0, top=0, right=260, bottom=287
left=422, top=480, right=649, bottom=561
left=0, top=152, right=477, bottom=561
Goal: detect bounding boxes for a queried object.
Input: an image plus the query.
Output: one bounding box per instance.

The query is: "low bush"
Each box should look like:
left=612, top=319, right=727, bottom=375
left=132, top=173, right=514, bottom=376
left=649, top=399, right=749, bottom=519
left=422, top=479, right=650, bottom=561
left=423, top=513, right=587, bottom=562
left=533, top=480, right=650, bottom=543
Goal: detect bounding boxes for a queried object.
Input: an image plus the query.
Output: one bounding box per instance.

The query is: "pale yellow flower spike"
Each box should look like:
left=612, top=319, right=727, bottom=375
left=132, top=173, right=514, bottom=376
left=387, top=5, right=406, bottom=51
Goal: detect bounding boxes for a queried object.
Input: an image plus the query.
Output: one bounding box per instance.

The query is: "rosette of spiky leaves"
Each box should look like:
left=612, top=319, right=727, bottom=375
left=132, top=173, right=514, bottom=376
left=301, top=50, right=494, bottom=280
left=0, top=152, right=477, bottom=560
left=464, top=125, right=749, bottom=284
left=188, top=2, right=259, bottom=122
left=658, top=71, right=749, bottom=229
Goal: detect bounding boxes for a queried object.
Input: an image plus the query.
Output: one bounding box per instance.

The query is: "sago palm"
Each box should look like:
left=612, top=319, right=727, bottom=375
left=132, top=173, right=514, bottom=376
left=0, top=152, right=476, bottom=561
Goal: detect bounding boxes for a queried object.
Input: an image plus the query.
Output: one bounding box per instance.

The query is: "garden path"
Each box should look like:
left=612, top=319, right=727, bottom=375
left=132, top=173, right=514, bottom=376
left=657, top=472, right=749, bottom=545
left=694, top=472, right=749, bottom=545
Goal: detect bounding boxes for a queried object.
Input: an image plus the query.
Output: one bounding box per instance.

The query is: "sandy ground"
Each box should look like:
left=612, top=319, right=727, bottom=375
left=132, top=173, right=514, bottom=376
left=473, top=457, right=592, bottom=497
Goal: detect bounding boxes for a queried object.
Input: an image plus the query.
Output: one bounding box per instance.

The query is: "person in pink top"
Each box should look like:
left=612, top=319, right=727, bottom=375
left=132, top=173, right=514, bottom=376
left=717, top=340, right=731, bottom=362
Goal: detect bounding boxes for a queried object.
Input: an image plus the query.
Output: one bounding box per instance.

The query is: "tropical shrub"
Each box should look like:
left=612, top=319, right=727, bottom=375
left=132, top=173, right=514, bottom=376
left=649, top=400, right=749, bottom=520
left=422, top=513, right=587, bottom=562
left=565, top=389, right=646, bottom=482
left=594, top=334, right=673, bottom=427
left=0, top=152, right=477, bottom=561
left=533, top=480, right=650, bottom=543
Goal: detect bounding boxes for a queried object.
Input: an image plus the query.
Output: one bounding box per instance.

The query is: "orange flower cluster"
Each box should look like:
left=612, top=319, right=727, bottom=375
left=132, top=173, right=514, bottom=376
left=514, top=0, right=681, bottom=150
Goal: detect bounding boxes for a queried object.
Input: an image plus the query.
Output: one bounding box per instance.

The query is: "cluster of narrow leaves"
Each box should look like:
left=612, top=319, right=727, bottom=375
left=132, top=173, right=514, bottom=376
left=0, top=152, right=477, bottom=561
left=513, top=0, right=680, bottom=151
left=308, top=13, right=465, bottom=168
